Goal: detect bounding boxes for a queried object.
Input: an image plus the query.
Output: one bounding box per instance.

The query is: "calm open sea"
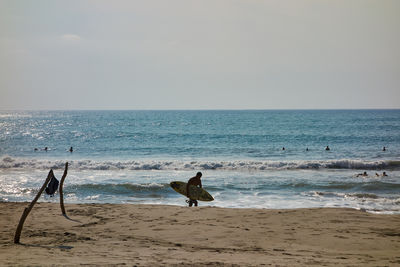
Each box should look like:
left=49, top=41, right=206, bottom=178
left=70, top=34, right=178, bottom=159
left=1, top=110, right=399, bottom=213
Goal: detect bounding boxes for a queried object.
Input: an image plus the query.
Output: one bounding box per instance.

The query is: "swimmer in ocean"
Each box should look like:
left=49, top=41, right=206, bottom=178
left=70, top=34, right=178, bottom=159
left=356, top=171, right=368, bottom=177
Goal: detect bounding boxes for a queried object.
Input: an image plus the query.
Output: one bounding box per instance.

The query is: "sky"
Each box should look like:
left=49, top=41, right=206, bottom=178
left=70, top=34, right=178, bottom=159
left=0, top=0, right=399, bottom=110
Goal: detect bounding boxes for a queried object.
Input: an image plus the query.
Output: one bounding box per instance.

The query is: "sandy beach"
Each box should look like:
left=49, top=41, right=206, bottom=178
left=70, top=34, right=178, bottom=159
left=0, top=202, right=399, bottom=266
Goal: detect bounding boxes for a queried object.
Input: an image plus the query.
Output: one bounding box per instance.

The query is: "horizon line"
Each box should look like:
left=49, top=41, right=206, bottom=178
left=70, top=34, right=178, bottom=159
left=0, top=108, right=399, bottom=112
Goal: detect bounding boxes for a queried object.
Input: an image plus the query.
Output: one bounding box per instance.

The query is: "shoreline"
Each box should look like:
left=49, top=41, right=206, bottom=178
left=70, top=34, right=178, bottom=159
left=1, top=202, right=399, bottom=266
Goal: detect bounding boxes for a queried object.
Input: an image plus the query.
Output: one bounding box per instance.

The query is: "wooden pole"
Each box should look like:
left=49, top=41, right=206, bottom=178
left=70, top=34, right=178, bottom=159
left=59, top=162, right=68, bottom=216
left=14, top=169, right=55, bottom=244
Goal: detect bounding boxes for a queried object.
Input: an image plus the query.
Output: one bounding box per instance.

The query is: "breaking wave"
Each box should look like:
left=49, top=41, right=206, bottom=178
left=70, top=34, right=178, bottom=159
left=1, top=156, right=399, bottom=171
left=311, top=191, right=400, bottom=202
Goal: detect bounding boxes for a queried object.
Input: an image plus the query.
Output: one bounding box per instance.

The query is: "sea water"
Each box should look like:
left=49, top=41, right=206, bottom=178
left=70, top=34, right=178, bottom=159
left=0, top=110, right=399, bottom=213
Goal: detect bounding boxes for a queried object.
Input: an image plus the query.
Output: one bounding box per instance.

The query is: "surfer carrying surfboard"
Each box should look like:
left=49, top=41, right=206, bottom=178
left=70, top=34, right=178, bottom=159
left=186, top=172, right=202, bottom=207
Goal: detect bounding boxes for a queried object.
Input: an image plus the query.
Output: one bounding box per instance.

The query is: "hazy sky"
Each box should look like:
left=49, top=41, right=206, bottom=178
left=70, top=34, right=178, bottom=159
left=1, top=0, right=399, bottom=110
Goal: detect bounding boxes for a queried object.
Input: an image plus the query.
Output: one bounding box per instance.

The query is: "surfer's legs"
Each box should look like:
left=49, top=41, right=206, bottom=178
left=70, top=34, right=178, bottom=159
left=188, top=199, right=198, bottom=207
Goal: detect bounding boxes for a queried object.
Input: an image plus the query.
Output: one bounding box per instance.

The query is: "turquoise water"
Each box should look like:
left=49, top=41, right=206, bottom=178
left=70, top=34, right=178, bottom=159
left=1, top=110, right=399, bottom=213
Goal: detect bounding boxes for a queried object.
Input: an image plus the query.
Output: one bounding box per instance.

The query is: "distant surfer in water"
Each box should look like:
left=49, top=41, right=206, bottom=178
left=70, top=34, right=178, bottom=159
left=186, top=172, right=202, bottom=207
left=376, top=172, right=388, bottom=177
left=356, top=171, right=368, bottom=177
left=325, top=146, right=330, bottom=151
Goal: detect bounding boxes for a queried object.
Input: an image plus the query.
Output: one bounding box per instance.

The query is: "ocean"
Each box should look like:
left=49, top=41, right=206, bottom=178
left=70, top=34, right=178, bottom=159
left=0, top=110, right=399, bottom=213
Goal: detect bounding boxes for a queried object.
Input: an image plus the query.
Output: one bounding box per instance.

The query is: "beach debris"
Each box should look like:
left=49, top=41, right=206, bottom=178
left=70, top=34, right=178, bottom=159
left=45, top=174, right=59, bottom=196
left=14, top=169, right=55, bottom=244
left=14, top=162, right=69, bottom=244
left=59, top=162, right=69, bottom=216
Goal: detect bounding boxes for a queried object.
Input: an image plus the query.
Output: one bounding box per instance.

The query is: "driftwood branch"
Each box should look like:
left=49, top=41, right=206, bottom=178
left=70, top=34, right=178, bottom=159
left=59, top=162, right=69, bottom=216
left=14, top=170, right=55, bottom=244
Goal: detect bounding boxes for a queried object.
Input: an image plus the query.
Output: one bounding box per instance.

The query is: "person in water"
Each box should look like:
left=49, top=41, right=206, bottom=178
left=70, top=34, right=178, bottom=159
left=69, top=146, right=73, bottom=152
left=375, top=172, right=388, bottom=177
left=325, top=146, right=330, bottom=151
left=382, top=146, right=386, bottom=151
left=186, top=172, right=202, bottom=207
left=357, top=171, right=368, bottom=177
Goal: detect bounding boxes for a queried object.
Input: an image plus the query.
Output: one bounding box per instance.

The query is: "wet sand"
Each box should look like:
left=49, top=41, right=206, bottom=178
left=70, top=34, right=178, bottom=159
left=1, top=202, right=399, bottom=266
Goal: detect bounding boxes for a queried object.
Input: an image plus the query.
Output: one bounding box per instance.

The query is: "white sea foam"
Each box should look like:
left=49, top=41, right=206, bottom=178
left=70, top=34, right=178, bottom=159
left=1, top=156, right=399, bottom=171
left=1, top=162, right=399, bottom=213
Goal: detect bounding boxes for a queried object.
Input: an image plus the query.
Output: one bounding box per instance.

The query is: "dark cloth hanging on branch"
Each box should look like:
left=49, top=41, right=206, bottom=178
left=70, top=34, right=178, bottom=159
left=45, top=175, right=59, bottom=196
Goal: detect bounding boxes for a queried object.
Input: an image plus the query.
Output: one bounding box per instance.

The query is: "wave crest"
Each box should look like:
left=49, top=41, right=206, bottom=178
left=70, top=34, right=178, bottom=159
left=1, top=156, right=399, bottom=171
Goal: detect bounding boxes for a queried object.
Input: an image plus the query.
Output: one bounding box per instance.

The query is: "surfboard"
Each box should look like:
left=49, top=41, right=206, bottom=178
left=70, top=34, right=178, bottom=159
left=170, top=181, right=214, bottom=201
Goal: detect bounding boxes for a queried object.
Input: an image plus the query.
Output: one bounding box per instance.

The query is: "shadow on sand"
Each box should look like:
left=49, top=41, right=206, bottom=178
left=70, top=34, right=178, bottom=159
left=62, top=214, right=81, bottom=223
left=18, top=243, right=74, bottom=250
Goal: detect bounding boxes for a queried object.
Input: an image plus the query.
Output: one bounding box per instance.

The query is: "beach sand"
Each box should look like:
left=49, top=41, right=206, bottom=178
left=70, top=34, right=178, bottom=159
left=1, top=202, right=399, bottom=266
